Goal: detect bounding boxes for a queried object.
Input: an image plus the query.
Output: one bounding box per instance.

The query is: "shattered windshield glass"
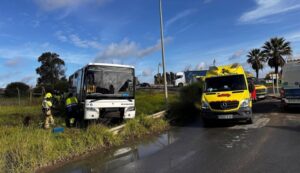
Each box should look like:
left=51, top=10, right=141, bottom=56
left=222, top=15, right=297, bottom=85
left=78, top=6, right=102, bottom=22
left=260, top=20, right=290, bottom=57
left=85, top=65, right=134, bottom=97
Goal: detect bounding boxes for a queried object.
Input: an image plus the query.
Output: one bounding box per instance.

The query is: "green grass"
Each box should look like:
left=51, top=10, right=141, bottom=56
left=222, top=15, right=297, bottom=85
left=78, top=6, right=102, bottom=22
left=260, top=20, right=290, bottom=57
left=0, top=97, right=42, bottom=106
left=135, top=90, right=178, bottom=116
left=0, top=91, right=176, bottom=173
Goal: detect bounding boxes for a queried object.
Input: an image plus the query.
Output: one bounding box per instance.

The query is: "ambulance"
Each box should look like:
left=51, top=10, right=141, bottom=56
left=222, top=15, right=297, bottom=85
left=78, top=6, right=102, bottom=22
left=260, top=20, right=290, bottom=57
left=201, top=64, right=254, bottom=124
left=246, top=72, right=268, bottom=100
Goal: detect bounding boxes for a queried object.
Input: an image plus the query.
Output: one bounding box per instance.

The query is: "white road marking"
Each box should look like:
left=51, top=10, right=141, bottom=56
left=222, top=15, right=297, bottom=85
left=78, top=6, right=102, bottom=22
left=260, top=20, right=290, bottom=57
left=286, top=115, right=300, bottom=122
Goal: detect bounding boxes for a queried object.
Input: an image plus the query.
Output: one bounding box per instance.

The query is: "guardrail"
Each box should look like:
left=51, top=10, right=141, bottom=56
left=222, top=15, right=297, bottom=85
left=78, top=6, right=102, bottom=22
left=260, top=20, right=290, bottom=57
left=109, top=110, right=166, bottom=134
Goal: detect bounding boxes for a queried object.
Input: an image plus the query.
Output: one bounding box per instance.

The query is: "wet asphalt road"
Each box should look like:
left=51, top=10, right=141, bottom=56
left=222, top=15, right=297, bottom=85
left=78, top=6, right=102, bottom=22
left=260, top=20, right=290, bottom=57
left=50, top=98, right=300, bottom=173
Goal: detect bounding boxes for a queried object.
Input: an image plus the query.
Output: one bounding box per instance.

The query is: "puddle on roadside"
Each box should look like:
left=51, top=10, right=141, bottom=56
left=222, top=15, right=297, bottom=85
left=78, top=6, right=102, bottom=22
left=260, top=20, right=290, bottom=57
left=47, top=129, right=180, bottom=173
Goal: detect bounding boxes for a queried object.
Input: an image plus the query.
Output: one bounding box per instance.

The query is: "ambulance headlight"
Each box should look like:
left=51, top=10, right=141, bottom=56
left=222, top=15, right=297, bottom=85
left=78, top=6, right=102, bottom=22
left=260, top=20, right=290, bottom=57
left=240, top=99, right=250, bottom=108
left=201, top=101, right=209, bottom=109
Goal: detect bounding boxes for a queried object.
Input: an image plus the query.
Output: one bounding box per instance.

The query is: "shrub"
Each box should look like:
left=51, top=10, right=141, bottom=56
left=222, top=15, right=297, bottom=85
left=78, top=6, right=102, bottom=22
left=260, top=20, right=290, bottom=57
left=167, top=82, right=203, bottom=123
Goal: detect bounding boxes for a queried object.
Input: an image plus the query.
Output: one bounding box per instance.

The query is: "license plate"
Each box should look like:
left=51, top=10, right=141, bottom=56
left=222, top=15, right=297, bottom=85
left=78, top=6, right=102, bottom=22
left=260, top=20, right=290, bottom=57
left=258, top=95, right=265, bottom=98
left=218, top=114, right=233, bottom=119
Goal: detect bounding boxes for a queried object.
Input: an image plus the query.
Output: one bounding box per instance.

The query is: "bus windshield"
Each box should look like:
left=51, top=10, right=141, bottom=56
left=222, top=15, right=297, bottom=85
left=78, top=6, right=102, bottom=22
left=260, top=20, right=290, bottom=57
left=85, top=65, right=134, bottom=98
left=205, top=75, right=247, bottom=92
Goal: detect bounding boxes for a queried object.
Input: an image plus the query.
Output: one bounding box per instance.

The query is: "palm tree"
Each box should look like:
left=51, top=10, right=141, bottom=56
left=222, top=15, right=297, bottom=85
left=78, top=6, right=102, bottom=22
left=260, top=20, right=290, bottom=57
left=247, top=48, right=266, bottom=80
left=262, top=37, right=292, bottom=74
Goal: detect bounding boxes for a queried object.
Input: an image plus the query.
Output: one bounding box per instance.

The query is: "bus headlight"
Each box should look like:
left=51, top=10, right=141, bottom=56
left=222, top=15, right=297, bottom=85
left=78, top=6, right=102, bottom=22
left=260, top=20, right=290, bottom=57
left=201, top=101, right=209, bottom=109
left=240, top=99, right=250, bottom=108
left=126, top=106, right=135, bottom=112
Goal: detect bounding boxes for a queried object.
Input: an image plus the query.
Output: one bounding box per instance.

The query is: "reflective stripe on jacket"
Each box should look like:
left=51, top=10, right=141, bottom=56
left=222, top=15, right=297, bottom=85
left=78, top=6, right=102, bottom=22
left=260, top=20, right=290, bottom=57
left=42, top=99, right=52, bottom=109
left=66, top=97, right=78, bottom=108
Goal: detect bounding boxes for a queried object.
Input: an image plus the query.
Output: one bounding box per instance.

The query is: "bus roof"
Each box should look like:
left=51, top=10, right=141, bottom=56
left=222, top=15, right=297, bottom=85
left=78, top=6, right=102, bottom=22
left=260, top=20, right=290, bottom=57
left=69, top=63, right=135, bottom=78
left=85, top=63, right=135, bottom=69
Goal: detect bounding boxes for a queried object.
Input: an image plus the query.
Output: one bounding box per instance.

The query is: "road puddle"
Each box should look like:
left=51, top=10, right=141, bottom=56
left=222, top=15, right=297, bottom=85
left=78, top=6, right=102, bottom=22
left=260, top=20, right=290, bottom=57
left=48, top=129, right=179, bottom=173
left=229, top=117, right=270, bottom=130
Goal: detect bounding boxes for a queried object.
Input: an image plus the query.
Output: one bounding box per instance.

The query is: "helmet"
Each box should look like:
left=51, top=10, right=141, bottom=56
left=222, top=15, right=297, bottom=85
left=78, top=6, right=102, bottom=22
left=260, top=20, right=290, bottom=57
left=45, top=93, right=52, bottom=99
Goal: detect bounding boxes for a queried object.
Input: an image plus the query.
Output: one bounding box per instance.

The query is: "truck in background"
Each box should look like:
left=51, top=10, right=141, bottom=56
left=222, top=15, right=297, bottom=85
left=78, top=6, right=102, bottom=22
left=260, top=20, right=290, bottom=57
left=281, top=59, right=300, bottom=109
left=174, top=70, right=207, bottom=87
left=201, top=64, right=254, bottom=124
left=69, top=63, right=136, bottom=122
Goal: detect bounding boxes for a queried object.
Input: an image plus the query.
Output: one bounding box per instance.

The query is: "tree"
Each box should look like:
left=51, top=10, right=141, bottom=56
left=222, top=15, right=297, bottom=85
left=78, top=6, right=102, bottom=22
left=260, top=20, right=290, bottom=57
left=262, top=37, right=292, bottom=74
left=247, top=48, right=266, bottom=80
left=170, top=72, right=176, bottom=85
left=154, top=73, right=163, bottom=85
left=5, top=82, right=30, bottom=97
left=135, top=77, right=140, bottom=86
left=53, top=80, right=69, bottom=93
left=36, top=52, right=66, bottom=91
left=166, top=72, right=171, bottom=84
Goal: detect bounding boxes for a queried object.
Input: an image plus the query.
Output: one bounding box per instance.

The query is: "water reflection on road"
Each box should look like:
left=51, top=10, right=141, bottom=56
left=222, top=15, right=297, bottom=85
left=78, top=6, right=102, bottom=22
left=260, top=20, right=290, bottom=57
left=49, top=129, right=179, bottom=173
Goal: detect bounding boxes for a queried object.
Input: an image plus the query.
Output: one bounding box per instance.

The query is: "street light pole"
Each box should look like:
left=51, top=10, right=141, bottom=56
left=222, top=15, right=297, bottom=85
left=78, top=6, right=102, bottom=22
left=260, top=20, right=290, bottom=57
left=159, top=0, right=168, bottom=103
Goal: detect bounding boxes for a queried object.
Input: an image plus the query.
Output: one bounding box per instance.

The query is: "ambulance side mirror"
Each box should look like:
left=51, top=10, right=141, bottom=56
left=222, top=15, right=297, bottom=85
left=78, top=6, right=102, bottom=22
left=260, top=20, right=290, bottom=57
left=248, top=83, right=254, bottom=93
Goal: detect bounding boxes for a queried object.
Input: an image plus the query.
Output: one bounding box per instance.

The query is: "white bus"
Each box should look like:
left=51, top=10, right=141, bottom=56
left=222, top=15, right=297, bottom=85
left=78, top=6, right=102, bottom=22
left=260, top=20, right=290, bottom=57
left=69, top=63, right=136, bottom=121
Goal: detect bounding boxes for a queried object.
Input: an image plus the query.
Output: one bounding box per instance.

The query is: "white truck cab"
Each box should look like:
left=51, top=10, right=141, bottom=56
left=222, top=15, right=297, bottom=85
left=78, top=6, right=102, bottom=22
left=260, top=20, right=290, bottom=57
left=174, top=72, right=185, bottom=87
left=174, top=71, right=207, bottom=87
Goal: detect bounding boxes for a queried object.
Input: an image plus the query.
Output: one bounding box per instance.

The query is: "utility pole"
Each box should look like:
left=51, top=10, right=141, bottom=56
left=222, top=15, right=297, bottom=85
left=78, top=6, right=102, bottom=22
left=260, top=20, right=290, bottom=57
left=159, top=0, right=168, bottom=103
left=213, top=58, right=216, bottom=66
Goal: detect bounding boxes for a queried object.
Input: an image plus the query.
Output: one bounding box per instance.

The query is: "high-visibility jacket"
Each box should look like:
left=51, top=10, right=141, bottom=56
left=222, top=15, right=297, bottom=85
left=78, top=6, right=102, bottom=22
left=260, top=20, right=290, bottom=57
left=65, top=96, right=78, bottom=108
left=42, top=99, right=52, bottom=109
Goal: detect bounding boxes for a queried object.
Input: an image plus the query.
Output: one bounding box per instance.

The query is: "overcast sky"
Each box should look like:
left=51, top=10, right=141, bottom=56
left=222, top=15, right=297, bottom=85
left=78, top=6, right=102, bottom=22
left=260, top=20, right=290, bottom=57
left=1, top=0, right=300, bottom=87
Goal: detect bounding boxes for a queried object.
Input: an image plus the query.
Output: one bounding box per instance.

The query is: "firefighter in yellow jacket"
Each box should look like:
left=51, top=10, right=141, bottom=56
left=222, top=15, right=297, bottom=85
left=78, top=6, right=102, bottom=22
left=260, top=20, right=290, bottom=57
left=65, top=93, right=79, bottom=127
left=42, top=92, right=55, bottom=129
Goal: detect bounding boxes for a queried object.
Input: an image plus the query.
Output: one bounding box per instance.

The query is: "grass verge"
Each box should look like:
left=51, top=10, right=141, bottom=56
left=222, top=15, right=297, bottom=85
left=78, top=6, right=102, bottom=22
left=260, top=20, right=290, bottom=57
left=0, top=91, right=176, bottom=173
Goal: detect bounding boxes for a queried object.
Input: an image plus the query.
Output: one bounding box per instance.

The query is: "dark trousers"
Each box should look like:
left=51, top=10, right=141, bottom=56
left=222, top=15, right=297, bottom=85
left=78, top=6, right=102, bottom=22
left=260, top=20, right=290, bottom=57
left=65, top=106, right=78, bottom=127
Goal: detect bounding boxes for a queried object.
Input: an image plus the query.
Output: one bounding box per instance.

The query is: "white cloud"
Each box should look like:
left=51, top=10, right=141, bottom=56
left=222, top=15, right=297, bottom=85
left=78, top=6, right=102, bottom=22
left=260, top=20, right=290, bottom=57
left=62, top=52, right=93, bottom=65
left=239, top=0, right=300, bottom=23
left=285, top=31, right=300, bottom=42
left=94, top=37, right=173, bottom=62
left=294, top=54, right=300, bottom=59
left=142, top=68, right=153, bottom=77
left=228, top=49, right=245, bottom=60
left=21, top=75, right=36, bottom=85
left=55, top=31, right=102, bottom=49
left=34, top=0, right=111, bottom=11
left=166, top=9, right=197, bottom=28
left=41, top=42, right=51, bottom=48
left=4, top=57, right=22, bottom=67
left=69, top=34, right=102, bottom=49
left=55, top=31, right=68, bottom=42
left=176, top=23, right=195, bottom=34
left=195, top=62, right=206, bottom=70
